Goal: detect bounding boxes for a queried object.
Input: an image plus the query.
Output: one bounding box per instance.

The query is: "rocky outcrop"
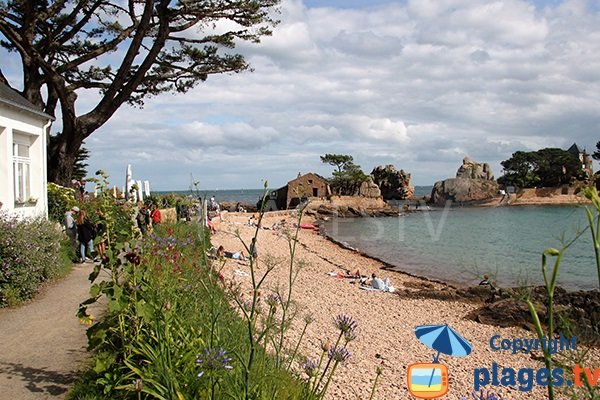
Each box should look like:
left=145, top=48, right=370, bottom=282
left=358, top=177, right=382, bottom=198
left=456, top=156, right=494, bottom=180
left=467, top=287, right=600, bottom=345
left=306, top=195, right=396, bottom=218
left=430, top=178, right=499, bottom=205
left=430, top=157, right=499, bottom=205
left=370, top=165, right=414, bottom=200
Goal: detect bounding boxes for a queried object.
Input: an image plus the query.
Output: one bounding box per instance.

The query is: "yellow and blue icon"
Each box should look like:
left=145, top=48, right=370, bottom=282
left=408, top=324, right=473, bottom=399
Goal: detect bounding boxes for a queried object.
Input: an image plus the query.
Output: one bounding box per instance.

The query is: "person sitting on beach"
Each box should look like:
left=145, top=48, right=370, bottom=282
left=363, top=273, right=395, bottom=292
left=207, top=216, right=217, bottom=234
left=479, top=274, right=498, bottom=302
left=217, top=245, right=247, bottom=261
left=327, top=268, right=363, bottom=280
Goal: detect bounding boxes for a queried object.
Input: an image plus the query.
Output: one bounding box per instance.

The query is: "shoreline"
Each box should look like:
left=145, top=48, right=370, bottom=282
left=212, top=212, right=599, bottom=400
left=320, top=228, right=463, bottom=290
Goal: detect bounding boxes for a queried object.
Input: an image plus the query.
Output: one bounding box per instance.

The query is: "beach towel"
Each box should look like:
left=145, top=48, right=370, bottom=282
left=362, top=277, right=396, bottom=293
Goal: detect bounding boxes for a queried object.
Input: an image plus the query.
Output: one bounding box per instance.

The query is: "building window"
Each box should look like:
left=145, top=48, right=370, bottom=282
left=13, top=136, right=31, bottom=203
left=308, top=179, right=313, bottom=184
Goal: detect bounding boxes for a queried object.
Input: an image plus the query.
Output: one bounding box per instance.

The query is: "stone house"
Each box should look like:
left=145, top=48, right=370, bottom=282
left=567, top=143, right=593, bottom=176
left=0, top=82, right=54, bottom=219
left=272, top=173, right=330, bottom=210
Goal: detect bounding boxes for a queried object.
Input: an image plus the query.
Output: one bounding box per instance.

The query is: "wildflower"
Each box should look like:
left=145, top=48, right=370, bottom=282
left=302, top=359, right=318, bottom=378
left=125, top=251, right=141, bottom=265
left=328, top=346, right=351, bottom=363
left=343, top=328, right=358, bottom=343
left=79, top=314, right=95, bottom=325
left=304, top=313, right=315, bottom=325
left=196, top=347, right=233, bottom=377
left=320, top=338, right=331, bottom=352
left=333, top=314, right=358, bottom=334
left=242, top=299, right=253, bottom=311
left=265, top=292, right=280, bottom=307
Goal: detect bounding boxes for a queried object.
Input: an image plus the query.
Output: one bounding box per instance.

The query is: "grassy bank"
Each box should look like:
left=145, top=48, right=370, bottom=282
left=68, top=222, right=312, bottom=399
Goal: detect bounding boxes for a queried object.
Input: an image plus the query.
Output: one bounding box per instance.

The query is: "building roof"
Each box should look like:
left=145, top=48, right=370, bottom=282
left=567, top=143, right=583, bottom=155
left=288, top=172, right=329, bottom=185
left=0, top=81, right=54, bottom=120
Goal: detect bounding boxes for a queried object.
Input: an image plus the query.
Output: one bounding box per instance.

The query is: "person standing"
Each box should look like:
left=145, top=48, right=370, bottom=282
left=137, top=204, right=151, bottom=235
left=64, top=206, right=79, bottom=256
left=151, top=204, right=162, bottom=225
left=76, top=210, right=96, bottom=263
left=249, top=237, right=258, bottom=260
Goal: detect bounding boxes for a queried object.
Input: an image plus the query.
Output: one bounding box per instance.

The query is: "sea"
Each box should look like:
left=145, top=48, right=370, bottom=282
left=323, top=206, right=596, bottom=292
left=159, top=186, right=597, bottom=291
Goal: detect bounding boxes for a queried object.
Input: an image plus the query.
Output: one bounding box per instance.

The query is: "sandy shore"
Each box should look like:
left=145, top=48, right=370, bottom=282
left=211, top=211, right=599, bottom=400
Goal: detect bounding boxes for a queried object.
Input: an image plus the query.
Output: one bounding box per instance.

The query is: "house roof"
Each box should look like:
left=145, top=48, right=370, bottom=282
left=0, top=81, right=54, bottom=120
left=287, top=172, right=329, bottom=185
left=567, top=143, right=583, bottom=155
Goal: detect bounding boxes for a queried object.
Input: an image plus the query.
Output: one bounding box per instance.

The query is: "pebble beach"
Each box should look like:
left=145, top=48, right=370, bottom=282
left=211, top=211, right=600, bottom=400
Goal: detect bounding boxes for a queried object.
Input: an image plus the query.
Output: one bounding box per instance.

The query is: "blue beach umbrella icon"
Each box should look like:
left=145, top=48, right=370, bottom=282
left=415, top=324, right=473, bottom=363
left=415, top=324, right=473, bottom=388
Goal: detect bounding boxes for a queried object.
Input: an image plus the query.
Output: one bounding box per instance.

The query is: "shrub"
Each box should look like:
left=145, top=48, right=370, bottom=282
left=48, top=182, right=78, bottom=222
left=0, top=213, right=67, bottom=307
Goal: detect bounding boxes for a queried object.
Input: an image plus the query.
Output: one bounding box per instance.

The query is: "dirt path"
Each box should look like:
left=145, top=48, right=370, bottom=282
left=0, top=263, right=102, bottom=400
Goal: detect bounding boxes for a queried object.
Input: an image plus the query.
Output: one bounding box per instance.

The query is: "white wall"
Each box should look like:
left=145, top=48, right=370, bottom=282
left=0, top=104, right=49, bottom=219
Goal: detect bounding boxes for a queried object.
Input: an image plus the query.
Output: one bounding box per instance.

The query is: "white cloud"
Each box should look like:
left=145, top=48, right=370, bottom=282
left=68, top=0, right=600, bottom=189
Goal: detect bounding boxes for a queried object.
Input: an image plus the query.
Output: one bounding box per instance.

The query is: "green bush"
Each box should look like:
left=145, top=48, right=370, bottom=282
left=48, top=182, right=77, bottom=222
left=0, top=214, right=69, bottom=307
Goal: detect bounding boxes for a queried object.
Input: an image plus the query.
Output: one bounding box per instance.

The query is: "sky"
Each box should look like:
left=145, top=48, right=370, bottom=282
left=5, top=0, right=600, bottom=190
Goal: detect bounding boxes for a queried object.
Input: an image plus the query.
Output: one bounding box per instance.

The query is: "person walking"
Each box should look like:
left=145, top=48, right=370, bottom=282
left=64, top=206, right=79, bottom=258
left=76, top=210, right=96, bottom=263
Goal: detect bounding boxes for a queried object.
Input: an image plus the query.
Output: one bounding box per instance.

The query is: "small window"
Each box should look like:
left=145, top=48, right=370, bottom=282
left=13, top=135, right=32, bottom=204
left=308, top=179, right=313, bottom=184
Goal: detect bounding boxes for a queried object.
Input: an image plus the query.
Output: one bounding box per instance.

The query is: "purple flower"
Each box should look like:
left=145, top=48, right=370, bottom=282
left=327, top=346, right=351, bottom=363
left=333, top=314, right=357, bottom=334
left=302, top=359, right=318, bottom=377
left=343, top=328, right=358, bottom=343
left=196, top=347, right=233, bottom=377
left=265, top=292, right=281, bottom=307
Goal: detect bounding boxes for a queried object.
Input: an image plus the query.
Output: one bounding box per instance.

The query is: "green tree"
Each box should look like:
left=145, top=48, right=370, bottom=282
left=498, top=148, right=584, bottom=188
left=498, top=150, right=539, bottom=188
left=321, top=154, right=368, bottom=195
left=71, top=144, right=90, bottom=182
left=0, top=0, right=279, bottom=185
left=592, top=141, right=600, bottom=161
left=320, top=154, right=354, bottom=173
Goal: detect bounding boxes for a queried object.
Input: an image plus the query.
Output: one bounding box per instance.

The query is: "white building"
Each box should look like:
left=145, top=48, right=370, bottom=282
left=0, top=82, right=54, bottom=219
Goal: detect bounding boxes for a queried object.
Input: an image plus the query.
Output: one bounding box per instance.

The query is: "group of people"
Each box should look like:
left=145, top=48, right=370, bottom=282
left=64, top=206, right=106, bottom=263
left=136, top=203, right=162, bottom=235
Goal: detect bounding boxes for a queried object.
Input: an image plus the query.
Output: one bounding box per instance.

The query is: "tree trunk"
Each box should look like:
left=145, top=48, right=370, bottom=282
left=47, top=122, right=84, bottom=186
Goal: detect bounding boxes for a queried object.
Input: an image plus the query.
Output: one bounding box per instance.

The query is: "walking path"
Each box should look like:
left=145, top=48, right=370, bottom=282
left=0, top=263, right=101, bottom=400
